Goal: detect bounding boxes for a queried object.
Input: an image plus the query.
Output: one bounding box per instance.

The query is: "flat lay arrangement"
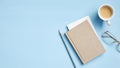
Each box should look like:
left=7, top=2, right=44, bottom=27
left=1, top=0, right=120, bottom=68
left=58, top=3, right=120, bottom=68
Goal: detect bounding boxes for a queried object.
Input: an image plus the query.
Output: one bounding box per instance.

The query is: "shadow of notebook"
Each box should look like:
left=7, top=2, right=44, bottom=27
left=66, top=16, right=105, bottom=64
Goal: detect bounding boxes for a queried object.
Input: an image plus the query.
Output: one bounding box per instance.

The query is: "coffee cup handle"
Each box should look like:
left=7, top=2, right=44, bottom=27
left=106, top=20, right=111, bottom=26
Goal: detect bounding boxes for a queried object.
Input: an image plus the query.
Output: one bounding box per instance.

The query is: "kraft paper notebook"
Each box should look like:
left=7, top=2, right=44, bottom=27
left=66, top=16, right=105, bottom=64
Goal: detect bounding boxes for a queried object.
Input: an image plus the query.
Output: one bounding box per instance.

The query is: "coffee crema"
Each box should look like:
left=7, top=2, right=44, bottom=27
left=100, top=6, right=113, bottom=18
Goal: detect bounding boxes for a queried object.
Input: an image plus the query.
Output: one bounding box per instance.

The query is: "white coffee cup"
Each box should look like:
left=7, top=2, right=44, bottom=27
left=98, top=4, right=114, bottom=26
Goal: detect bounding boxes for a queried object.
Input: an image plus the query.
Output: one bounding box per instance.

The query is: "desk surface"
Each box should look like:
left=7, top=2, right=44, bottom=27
left=0, top=0, right=120, bottom=68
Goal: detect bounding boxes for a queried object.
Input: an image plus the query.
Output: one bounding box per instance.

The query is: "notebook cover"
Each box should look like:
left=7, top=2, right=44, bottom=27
left=66, top=20, right=105, bottom=64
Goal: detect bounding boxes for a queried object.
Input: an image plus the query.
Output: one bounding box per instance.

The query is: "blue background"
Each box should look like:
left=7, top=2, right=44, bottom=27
left=0, top=0, right=120, bottom=68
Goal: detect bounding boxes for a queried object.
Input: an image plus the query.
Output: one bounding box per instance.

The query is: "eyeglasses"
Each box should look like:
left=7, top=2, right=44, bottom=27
left=102, top=31, right=120, bottom=53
